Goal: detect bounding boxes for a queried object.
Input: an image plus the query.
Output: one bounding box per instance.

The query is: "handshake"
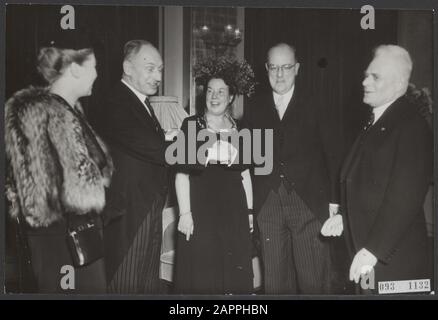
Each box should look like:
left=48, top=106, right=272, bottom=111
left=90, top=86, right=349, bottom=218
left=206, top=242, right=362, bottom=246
left=205, top=140, right=238, bottom=166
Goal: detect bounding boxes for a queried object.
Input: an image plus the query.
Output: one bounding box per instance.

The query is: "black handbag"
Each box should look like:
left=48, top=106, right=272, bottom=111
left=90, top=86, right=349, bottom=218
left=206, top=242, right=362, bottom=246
left=66, top=214, right=104, bottom=267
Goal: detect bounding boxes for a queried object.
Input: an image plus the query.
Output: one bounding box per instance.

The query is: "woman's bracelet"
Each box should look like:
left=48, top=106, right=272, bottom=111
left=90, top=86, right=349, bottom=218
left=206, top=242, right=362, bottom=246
left=179, top=211, right=192, bottom=216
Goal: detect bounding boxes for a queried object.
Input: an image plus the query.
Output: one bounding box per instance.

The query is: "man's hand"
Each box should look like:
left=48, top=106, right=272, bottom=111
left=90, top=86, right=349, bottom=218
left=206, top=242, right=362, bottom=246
left=321, top=214, right=343, bottom=237
left=206, top=140, right=238, bottom=166
left=349, top=248, right=378, bottom=283
left=178, top=212, right=194, bottom=241
left=165, top=128, right=180, bottom=141
left=329, top=203, right=340, bottom=217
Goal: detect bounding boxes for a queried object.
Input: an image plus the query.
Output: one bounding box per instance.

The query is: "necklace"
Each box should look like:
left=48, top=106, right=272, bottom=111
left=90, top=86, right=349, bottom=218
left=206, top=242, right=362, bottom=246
left=204, top=113, right=237, bottom=133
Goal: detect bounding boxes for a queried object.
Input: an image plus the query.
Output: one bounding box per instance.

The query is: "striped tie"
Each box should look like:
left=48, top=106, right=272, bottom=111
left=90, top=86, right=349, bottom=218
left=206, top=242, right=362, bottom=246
left=144, top=98, right=163, bottom=135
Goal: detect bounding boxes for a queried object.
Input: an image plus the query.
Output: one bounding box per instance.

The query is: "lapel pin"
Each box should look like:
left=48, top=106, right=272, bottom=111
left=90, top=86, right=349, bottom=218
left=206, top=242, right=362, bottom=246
left=381, top=127, right=386, bottom=131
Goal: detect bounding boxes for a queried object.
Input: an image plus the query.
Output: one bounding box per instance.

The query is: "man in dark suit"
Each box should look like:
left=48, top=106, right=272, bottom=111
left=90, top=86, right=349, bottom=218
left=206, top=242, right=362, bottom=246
left=341, top=45, right=432, bottom=292
left=101, top=40, right=178, bottom=294
left=244, top=43, right=342, bottom=294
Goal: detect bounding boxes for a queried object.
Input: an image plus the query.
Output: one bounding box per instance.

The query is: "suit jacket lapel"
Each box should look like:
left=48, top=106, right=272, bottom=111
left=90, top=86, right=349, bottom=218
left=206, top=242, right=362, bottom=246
left=280, top=82, right=307, bottom=127
left=341, top=97, right=407, bottom=181
left=341, top=129, right=366, bottom=181
left=264, top=93, right=281, bottom=127
left=120, top=82, right=158, bottom=131
left=368, top=97, right=406, bottom=135
left=280, top=90, right=298, bottom=124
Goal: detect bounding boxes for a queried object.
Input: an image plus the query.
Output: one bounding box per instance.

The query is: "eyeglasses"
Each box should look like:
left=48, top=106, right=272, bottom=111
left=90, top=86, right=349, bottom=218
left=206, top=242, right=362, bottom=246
left=266, top=63, right=297, bottom=74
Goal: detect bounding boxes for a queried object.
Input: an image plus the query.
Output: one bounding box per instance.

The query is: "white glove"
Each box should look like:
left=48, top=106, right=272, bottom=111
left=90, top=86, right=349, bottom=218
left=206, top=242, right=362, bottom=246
left=321, top=214, right=343, bottom=237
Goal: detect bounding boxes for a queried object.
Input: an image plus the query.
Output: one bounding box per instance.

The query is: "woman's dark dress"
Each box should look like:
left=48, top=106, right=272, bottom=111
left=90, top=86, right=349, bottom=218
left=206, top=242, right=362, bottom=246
left=174, top=115, right=253, bottom=294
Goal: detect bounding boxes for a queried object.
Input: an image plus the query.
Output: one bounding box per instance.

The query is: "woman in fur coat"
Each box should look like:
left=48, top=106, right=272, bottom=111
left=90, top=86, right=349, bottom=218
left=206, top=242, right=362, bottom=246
left=5, top=44, right=113, bottom=293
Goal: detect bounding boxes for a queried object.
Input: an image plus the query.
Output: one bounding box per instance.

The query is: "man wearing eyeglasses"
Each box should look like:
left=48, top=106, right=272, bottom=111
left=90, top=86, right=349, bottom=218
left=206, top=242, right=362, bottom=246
left=244, top=43, right=342, bottom=294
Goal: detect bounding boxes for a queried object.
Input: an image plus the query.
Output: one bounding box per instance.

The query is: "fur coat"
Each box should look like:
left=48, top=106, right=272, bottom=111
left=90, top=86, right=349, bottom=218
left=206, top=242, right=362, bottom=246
left=5, top=86, right=113, bottom=228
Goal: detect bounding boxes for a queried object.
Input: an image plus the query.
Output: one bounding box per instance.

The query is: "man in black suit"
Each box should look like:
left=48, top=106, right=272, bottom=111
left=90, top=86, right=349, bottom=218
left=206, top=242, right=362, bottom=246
left=101, top=40, right=178, bottom=294
left=244, top=43, right=342, bottom=294
left=340, top=45, right=432, bottom=292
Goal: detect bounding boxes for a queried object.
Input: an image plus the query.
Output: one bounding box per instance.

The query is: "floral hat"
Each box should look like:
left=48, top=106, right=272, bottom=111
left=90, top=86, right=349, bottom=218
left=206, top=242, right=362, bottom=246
left=193, top=56, right=257, bottom=98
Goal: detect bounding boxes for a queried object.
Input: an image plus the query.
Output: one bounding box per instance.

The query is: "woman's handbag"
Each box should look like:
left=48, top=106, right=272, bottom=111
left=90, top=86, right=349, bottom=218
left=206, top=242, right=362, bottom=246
left=67, top=214, right=104, bottom=267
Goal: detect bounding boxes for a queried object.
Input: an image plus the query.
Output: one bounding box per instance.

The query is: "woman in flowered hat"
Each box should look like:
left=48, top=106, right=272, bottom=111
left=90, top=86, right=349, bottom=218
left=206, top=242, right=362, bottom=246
left=174, top=58, right=257, bottom=294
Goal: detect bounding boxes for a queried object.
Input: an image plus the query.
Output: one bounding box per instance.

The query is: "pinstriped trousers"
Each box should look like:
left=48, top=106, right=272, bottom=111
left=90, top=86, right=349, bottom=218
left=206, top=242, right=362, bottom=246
left=257, top=182, right=331, bottom=294
left=107, top=195, right=164, bottom=294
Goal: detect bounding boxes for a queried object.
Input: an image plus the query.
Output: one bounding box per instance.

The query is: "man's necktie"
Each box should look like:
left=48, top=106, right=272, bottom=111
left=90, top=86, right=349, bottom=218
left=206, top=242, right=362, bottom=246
left=144, top=98, right=163, bottom=135
left=275, top=95, right=285, bottom=120
left=364, top=110, right=375, bottom=131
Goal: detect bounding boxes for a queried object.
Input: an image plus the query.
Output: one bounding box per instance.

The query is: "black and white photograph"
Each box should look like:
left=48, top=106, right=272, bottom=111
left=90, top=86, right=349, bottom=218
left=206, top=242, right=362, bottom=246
left=2, top=2, right=435, bottom=297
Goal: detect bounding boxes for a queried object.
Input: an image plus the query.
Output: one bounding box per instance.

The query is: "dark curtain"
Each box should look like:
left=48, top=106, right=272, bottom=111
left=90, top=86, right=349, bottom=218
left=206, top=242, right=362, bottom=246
left=5, top=4, right=159, bottom=129
left=244, top=8, right=398, bottom=150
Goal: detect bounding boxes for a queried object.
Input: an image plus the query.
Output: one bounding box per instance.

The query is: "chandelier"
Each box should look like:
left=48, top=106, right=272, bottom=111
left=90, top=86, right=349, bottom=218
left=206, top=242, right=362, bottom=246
left=194, top=24, right=243, bottom=56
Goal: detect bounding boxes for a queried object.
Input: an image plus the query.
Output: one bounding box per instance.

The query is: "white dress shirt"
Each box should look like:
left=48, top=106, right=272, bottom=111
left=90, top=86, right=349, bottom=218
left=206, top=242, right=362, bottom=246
left=273, top=85, right=295, bottom=120
left=121, top=78, right=152, bottom=116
